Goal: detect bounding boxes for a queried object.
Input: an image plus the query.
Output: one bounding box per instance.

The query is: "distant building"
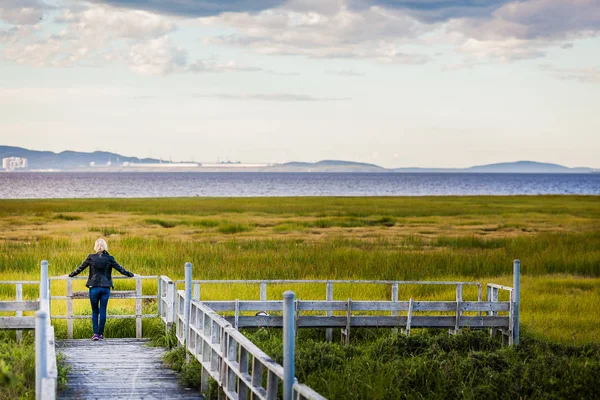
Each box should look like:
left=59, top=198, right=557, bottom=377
left=201, top=163, right=270, bottom=168
left=2, top=157, right=28, bottom=171
left=121, top=162, right=200, bottom=168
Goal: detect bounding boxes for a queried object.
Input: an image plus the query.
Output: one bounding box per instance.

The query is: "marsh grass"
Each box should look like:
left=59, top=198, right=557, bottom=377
left=53, top=214, right=81, bottom=221
left=0, top=332, right=70, bottom=400
left=0, top=197, right=599, bottom=344
left=88, top=226, right=125, bottom=236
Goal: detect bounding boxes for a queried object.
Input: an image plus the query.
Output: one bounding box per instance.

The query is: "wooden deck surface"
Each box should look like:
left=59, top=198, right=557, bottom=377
left=57, top=339, right=200, bottom=400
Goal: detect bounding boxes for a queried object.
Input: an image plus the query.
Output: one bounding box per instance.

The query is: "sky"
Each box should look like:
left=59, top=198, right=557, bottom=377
left=0, top=0, right=599, bottom=168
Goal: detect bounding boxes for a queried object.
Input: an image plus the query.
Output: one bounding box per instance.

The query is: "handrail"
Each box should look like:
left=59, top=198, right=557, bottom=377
left=36, top=260, right=57, bottom=400
left=176, top=289, right=326, bottom=400
left=49, top=275, right=160, bottom=338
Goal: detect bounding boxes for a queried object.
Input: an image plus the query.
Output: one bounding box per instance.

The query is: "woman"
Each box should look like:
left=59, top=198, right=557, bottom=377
left=69, top=238, right=135, bottom=340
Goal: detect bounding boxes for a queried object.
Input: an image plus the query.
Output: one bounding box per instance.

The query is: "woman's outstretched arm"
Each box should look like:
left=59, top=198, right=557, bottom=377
left=110, top=257, right=134, bottom=277
left=69, top=256, right=91, bottom=277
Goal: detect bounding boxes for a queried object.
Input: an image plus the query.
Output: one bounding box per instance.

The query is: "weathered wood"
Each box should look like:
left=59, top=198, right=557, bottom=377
left=52, top=314, right=157, bottom=320
left=0, top=316, right=36, bottom=329
left=136, top=277, right=142, bottom=338
left=71, top=290, right=139, bottom=299
left=225, top=315, right=510, bottom=329
left=488, top=283, right=513, bottom=292
left=326, top=282, right=333, bottom=342
left=406, top=298, right=414, bottom=337
left=202, top=300, right=510, bottom=313
left=0, top=300, right=39, bottom=311
left=16, top=283, right=23, bottom=343
left=260, top=282, right=267, bottom=301
left=67, top=279, right=73, bottom=339
left=57, top=339, right=199, bottom=400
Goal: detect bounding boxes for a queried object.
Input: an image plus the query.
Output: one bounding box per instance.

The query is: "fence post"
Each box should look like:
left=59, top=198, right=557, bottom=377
left=35, top=309, right=48, bottom=400
left=513, top=260, right=520, bottom=345
left=66, top=278, right=73, bottom=339
left=16, top=283, right=22, bottom=344
left=136, top=277, right=142, bottom=338
left=184, top=262, right=192, bottom=352
left=326, top=282, right=333, bottom=342
left=260, top=282, right=267, bottom=301
left=283, top=291, right=295, bottom=400
left=40, top=260, right=49, bottom=307
left=391, top=283, right=398, bottom=335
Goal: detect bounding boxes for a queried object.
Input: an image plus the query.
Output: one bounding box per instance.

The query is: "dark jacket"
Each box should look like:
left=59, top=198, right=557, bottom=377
left=69, top=251, right=134, bottom=288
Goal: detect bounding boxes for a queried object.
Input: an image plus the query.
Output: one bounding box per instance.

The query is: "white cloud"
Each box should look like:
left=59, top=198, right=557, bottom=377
left=128, top=36, right=187, bottom=75
left=445, top=0, right=600, bottom=62
left=0, top=3, right=283, bottom=75
left=197, top=0, right=600, bottom=64
left=0, top=0, right=47, bottom=25
left=201, top=4, right=430, bottom=63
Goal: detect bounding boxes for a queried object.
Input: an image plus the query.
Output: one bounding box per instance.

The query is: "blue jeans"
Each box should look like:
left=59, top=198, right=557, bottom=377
left=89, top=287, right=110, bottom=336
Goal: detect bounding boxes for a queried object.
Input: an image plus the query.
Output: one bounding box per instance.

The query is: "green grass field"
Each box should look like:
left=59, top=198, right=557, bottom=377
left=0, top=196, right=598, bottom=345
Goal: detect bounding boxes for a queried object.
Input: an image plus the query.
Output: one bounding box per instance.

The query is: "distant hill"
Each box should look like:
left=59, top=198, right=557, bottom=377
left=464, top=161, right=591, bottom=173
left=277, top=159, right=385, bottom=172
left=0, top=146, right=594, bottom=173
left=0, top=146, right=164, bottom=169
left=392, top=161, right=592, bottom=174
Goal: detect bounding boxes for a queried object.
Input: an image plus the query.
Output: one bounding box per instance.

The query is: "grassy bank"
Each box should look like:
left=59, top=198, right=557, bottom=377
left=0, top=196, right=598, bottom=344
left=0, top=332, right=69, bottom=400
left=159, top=328, right=600, bottom=400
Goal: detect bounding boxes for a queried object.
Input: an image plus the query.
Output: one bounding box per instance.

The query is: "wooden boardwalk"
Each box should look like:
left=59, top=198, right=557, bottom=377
left=57, top=339, right=200, bottom=400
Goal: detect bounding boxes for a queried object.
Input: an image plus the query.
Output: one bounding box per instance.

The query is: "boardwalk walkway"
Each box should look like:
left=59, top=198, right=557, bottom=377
left=57, top=339, right=199, bottom=400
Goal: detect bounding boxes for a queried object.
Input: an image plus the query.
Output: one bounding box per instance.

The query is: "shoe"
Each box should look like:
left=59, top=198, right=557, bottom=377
left=98, top=335, right=104, bottom=340
left=92, top=334, right=100, bottom=341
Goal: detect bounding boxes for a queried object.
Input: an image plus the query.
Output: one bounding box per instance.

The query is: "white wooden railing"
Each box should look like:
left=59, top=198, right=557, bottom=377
left=48, top=275, right=160, bottom=338
left=0, top=259, right=521, bottom=400
left=176, top=289, right=326, bottom=400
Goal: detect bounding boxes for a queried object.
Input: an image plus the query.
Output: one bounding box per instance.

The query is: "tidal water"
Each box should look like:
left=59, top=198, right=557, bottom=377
left=0, top=172, right=598, bottom=199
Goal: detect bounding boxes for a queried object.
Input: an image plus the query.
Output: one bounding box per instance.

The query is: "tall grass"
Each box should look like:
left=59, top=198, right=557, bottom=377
left=0, top=197, right=599, bottom=343
left=0, top=332, right=70, bottom=400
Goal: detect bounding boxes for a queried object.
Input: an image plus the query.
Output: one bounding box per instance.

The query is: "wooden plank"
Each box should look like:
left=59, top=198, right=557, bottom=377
left=0, top=317, right=35, bottom=329
left=71, top=290, right=138, bottom=299
left=0, top=300, right=39, bottom=312
left=487, top=283, right=513, bottom=292
left=57, top=339, right=199, bottom=400
left=227, top=315, right=510, bottom=329
left=67, top=279, right=73, bottom=339
left=136, top=277, right=142, bottom=339
left=16, top=283, right=23, bottom=344
left=260, top=282, right=267, bottom=301
left=326, top=282, right=333, bottom=342
left=406, top=298, right=414, bottom=337
left=202, top=300, right=509, bottom=313
left=51, top=314, right=157, bottom=320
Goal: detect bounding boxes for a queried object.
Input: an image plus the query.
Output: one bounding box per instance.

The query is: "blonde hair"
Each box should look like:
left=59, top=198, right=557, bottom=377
left=94, top=238, right=108, bottom=254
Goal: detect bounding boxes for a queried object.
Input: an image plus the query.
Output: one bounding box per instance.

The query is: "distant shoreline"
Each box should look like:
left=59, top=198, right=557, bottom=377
left=0, top=168, right=597, bottom=174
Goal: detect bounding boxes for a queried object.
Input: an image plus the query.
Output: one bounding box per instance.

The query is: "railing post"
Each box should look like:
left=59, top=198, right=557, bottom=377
left=185, top=262, right=192, bottom=351
left=260, top=282, right=267, bottom=301
left=66, top=278, right=73, bottom=339
left=136, top=277, right=142, bottom=338
left=35, top=309, right=48, bottom=400
left=513, top=259, right=520, bottom=345
left=283, top=291, right=295, bottom=400
left=326, top=282, right=333, bottom=342
left=16, top=283, right=22, bottom=344
left=40, top=260, right=49, bottom=308
left=391, top=283, right=398, bottom=334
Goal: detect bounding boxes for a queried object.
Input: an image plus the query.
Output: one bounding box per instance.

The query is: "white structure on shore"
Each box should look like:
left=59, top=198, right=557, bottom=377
left=201, top=163, right=271, bottom=168
left=2, top=157, right=28, bottom=171
left=121, top=162, right=200, bottom=168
